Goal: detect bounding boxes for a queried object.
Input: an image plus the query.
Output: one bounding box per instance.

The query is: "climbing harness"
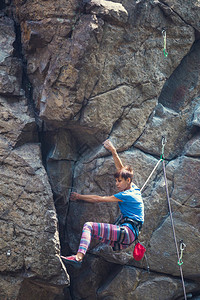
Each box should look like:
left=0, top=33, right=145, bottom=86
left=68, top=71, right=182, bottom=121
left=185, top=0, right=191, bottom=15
left=112, top=226, right=126, bottom=251
left=162, top=29, right=168, bottom=57
left=120, top=217, right=143, bottom=232
left=113, top=212, right=147, bottom=261
left=113, top=216, right=142, bottom=251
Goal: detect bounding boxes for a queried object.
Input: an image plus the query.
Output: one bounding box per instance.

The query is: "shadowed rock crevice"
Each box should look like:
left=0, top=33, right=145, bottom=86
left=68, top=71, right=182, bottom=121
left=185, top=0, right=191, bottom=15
left=17, top=278, right=70, bottom=300
left=0, top=5, right=70, bottom=300
left=195, top=29, right=200, bottom=41
left=0, top=1, right=6, bottom=10
left=13, top=22, right=23, bottom=59
left=158, top=39, right=200, bottom=112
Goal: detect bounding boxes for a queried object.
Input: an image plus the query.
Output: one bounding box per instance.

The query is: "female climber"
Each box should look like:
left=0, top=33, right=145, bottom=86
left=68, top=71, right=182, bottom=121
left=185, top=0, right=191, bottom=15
left=61, top=140, right=144, bottom=268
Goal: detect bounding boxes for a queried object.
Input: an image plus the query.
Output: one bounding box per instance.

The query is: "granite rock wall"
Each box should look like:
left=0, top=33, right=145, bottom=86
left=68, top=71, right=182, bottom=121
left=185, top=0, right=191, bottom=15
left=0, top=0, right=200, bottom=299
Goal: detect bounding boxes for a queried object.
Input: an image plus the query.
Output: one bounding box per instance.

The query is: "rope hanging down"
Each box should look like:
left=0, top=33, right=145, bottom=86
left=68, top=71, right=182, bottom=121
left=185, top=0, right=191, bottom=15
left=140, top=138, right=187, bottom=299
left=161, top=138, right=187, bottom=300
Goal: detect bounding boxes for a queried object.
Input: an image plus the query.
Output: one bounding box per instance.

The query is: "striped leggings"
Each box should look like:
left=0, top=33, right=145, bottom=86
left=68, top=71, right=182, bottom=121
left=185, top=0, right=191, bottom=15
left=77, top=222, right=135, bottom=255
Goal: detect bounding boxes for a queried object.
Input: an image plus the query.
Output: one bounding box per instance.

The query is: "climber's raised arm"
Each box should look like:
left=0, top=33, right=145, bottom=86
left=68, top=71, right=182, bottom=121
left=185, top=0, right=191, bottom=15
left=103, top=139, right=124, bottom=171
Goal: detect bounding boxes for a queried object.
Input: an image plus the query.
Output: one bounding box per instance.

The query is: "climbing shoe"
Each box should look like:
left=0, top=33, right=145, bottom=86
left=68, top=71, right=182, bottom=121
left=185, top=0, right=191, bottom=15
left=61, top=255, right=82, bottom=269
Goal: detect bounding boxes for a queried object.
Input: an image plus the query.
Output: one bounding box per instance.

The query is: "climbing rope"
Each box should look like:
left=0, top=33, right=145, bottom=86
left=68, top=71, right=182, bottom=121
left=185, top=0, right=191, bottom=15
left=140, top=158, right=162, bottom=192
left=140, top=136, right=167, bottom=193
left=161, top=137, right=187, bottom=300
left=139, top=139, right=166, bottom=272
left=162, top=29, right=168, bottom=57
left=140, top=137, right=187, bottom=299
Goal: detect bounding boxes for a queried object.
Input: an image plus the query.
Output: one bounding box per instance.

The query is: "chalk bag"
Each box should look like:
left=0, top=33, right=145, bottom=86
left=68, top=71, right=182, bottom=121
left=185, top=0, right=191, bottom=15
left=133, top=242, right=146, bottom=261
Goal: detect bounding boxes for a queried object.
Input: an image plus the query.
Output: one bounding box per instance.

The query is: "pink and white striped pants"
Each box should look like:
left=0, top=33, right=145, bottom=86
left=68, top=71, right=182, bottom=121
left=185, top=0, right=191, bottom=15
left=77, top=222, right=135, bottom=255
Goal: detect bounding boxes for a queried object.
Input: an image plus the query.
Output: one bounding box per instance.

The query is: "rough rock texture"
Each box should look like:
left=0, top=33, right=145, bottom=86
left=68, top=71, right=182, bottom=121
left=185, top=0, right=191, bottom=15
left=0, top=11, right=69, bottom=300
left=1, top=0, right=200, bottom=299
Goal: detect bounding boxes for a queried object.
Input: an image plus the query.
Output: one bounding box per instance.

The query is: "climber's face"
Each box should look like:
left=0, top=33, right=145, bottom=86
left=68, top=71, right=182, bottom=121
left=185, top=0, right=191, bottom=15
left=115, top=176, right=131, bottom=192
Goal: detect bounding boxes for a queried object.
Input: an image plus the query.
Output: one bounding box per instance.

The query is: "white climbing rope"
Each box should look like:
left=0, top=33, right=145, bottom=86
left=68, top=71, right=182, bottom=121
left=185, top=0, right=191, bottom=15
left=141, top=136, right=166, bottom=193
left=140, top=137, right=187, bottom=300
left=162, top=143, right=187, bottom=300
left=140, top=158, right=163, bottom=193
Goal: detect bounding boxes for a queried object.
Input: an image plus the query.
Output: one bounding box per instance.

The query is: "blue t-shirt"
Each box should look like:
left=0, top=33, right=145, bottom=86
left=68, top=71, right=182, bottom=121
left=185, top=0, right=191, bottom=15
left=114, top=183, right=144, bottom=223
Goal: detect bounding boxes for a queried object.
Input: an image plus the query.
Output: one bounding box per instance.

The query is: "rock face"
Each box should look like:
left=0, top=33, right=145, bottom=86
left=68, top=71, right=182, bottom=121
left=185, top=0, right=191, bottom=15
left=0, top=0, right=200, bottom=299
left=0, top=11, right=69, bottom=300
